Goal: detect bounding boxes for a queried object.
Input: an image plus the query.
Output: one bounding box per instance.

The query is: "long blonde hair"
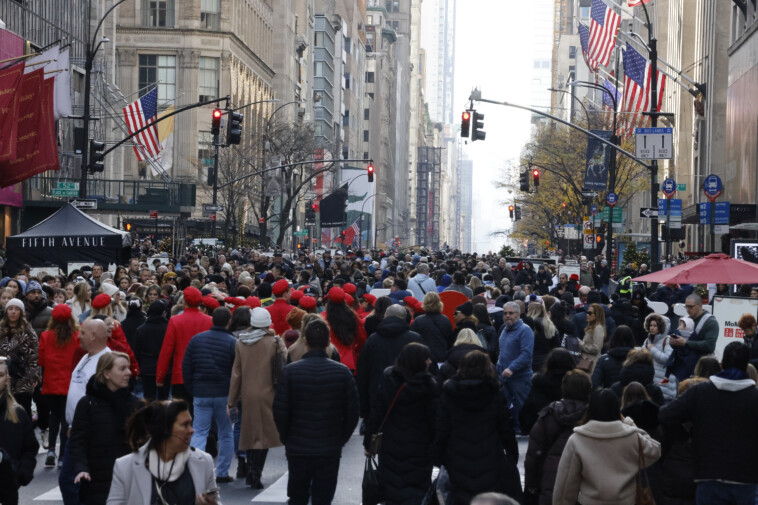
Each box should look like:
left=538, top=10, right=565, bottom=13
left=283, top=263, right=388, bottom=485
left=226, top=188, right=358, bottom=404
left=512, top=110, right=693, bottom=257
left=585, top=303, right=607, bottom=340
left=0, top=359, right=20, bottom=423
left=527, top=302, right=557, bottom=339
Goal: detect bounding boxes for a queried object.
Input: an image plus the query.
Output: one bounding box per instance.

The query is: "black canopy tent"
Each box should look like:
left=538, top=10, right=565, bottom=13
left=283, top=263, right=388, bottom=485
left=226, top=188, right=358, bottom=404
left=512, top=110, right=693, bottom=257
left=5, top=204, right=133, bottom=275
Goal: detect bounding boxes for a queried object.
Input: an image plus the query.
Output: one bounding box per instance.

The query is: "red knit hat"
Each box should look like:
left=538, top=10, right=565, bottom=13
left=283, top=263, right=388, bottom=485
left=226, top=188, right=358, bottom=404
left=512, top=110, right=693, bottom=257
left=362, top=293, right=377, bottom=305
left=52, top=303, right=72, bottom=323
left=91, top=293, right=112, bottom=310
left=202, top=296, right=220, bottom=310
left=345, top=294, right=354, bottom=306
left=289, top=290, right=304, bottom=302
left=183, top=287, right=203, bottom=307
left=327, top=287, right=345, bottom=304
left=569, top=273, right=580, bottom=281
left=272, top=279, right=290, bottom=296
left=343, top=283, right=357, bottom=295
left=244, top=296, right=261, bottom=309
left=299, top=295, right=317, bottom=311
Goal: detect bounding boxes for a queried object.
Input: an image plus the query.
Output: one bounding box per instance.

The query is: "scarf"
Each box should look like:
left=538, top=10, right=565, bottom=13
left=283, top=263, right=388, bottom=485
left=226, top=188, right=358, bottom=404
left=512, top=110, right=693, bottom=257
left=148, top=448, right=191, bottom=483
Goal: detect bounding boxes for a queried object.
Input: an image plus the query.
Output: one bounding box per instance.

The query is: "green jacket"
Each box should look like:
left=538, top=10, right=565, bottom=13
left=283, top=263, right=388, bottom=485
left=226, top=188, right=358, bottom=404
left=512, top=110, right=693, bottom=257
left=687, top=312, right=719, bottom=354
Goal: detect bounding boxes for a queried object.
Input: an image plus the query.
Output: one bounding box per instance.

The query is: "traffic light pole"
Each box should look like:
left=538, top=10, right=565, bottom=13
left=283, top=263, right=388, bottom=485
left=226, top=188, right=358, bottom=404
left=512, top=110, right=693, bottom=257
left=211, top=133, right=220, bottom=238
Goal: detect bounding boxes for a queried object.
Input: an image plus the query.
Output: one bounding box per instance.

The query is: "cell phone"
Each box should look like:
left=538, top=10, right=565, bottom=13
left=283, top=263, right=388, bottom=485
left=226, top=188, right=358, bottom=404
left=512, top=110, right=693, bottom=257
left=204, top=488, right=219, bottom=498
left=228, top=407, right=238, bottom=425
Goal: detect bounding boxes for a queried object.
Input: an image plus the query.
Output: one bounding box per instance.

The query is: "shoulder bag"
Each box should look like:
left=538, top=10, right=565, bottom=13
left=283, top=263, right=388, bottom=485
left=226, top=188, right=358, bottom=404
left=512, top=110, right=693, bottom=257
left=369, top=382, right=406, bottom=455
left=271, top=336, right=285, bottom=386
left=635, top=435, right=656, bottom=505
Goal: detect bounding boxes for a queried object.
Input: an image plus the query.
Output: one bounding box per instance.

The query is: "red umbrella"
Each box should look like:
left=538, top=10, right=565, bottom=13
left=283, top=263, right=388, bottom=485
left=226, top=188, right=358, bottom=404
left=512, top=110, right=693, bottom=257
left=632, top=253, right=758, bottom=284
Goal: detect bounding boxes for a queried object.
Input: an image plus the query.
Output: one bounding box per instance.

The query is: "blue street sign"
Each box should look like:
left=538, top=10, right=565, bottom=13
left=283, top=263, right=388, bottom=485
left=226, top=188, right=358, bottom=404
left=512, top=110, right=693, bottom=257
left=606, top=192, right=618, bottom=206
left=660, top=198, right=683, bottom=217
left=662, top=178, right=676, bottom=196
left=703, top=174, right=723, bottom=199
left=699, top=202, right=730, bottom=224
left=590, top=204, right=598, bottom=215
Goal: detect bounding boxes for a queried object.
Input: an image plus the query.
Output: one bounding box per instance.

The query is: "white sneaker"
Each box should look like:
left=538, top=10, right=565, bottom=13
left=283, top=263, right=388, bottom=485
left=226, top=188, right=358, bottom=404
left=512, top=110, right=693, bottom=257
left=39, top=429, right=49, bottom=449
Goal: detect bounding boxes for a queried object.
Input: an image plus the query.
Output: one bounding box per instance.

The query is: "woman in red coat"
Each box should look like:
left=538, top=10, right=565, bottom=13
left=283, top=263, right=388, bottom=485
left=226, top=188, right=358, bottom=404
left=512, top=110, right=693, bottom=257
left=323, top=287, right=366, bottom=374
left=38, top=304, right=80, bottom=468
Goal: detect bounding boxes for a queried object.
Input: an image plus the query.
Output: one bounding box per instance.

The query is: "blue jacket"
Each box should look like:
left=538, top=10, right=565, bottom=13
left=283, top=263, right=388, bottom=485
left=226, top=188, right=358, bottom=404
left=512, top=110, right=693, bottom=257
left=182, top=326, right=237, bottom=398
left=497, top=319, right=534, bottom=378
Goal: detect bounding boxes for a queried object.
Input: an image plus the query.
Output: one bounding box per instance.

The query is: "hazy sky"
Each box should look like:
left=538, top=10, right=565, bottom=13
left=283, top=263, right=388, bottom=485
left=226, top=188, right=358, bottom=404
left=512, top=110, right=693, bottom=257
left=454, top=2, right=539, bottom=253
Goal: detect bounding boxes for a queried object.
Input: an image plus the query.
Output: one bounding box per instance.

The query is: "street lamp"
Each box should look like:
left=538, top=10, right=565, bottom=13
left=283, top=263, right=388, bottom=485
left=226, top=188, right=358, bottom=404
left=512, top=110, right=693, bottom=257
left=79, top=0, right=128, bottom=198
left=359, top=192, right=384, bottom=250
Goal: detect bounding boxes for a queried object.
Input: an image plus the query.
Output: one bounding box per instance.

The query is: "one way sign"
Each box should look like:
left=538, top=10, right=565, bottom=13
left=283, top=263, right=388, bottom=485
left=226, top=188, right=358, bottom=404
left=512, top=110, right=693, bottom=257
left=640, top=208, right=659, bottom=219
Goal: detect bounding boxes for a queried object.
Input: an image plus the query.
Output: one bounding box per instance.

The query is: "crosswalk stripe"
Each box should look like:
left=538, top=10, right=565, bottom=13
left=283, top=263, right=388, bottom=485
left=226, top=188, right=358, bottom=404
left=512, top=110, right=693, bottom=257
left=251, top=471, right=289, bottom=504
left=33, top=486, right=62, bottom=501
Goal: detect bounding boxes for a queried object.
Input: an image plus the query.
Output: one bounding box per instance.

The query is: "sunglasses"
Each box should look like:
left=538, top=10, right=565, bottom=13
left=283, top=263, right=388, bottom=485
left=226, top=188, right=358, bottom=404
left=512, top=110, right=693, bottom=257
left=587, top=311, right=595, bottom=315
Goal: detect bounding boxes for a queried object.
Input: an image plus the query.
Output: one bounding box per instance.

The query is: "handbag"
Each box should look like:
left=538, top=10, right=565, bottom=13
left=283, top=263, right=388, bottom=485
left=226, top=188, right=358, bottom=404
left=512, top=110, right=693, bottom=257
left=369, top=383, right=406, bottom=455
left=576, top=356, right=594, bottom=373
left=636, top=435, right=656, bottom=505
left=271, top=337, right=285, bottom=386
left=362, top=455, right=381, bottom=505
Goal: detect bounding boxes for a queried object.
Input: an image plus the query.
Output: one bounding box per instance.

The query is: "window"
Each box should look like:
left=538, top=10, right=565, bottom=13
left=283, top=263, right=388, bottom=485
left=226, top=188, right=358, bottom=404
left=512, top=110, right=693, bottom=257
left=366, top=71, right=375, bottom=83
left=198, top=57, right=219, bottom=101
left=363, top=130, right=369, bottom=142
left=569, top=45, right=577, bottom=59
left=366, top=33, right=374, bottom=52
left=344, top=72, right=350, bottom=89
left=342, top=146, right=349, bottom=159
left=363, top=152, right=369, bottom=160
left=200, top=0, right=220, bottom=30
left=364, top=108, right=370, bottom=120
left=143, top=0, right=174, bottom=27
left=367, top=15, right=373, bottom=25
left=344, top=36, right=351, bottom=54
left=139, top=55, right=176, bottom=104
left=315, top=61, right=325, bottom=77
left=343, top=110, right=349, bottom=127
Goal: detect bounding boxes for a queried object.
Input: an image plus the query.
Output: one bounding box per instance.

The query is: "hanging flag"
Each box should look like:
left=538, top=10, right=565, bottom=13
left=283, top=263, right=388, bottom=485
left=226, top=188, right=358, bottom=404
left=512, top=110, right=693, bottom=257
left=588, top=0, right=621, bottom=69
left=153, top=105, right=174, bottom=175
left=627, top=0, right=651, bottom=6
left=578, top=24, right=599, bottom=72
left=622, top=43, right=666, bottom=133
left=24, top=44, right=59, bottom=75
left=602, top=79, right=620, bottom=110
left=53, top=47, right=72, bottom=119
left=123, top=87, right=161, bottom=160
left=583, top=130, right=612, bottom=191
left=0, top=70, right=45, bottom=184
left=0, top=63, right=24, bottom=161
left=343, top=218, right=361, bottom=246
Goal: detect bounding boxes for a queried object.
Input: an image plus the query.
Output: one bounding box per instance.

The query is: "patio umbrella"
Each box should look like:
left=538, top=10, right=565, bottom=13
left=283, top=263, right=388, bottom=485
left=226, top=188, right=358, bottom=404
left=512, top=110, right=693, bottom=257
left=632, top=253, right=758, bottom=284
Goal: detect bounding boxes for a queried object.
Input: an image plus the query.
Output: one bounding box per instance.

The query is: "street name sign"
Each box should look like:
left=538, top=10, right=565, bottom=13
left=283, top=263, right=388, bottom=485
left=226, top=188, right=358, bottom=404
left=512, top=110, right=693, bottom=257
left=51, top=189, right=79, bottom=197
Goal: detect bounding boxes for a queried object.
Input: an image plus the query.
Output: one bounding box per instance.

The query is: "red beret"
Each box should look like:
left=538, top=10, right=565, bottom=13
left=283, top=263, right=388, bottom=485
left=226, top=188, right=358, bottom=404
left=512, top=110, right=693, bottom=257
left=362, top=293, right=377, bottom=305
left=299, top=295, right=317, bottom=311
left=245, top=296, right=261, bottom=309
left=272, top=279, right=290, bottom=296
left=343, top=283, right=357, bottom=295
left=289, top=290, right=304, bottom=301
left=52, top=303, right=72, bottom=323
left=327, top=287, right=345, bottom=304
left=202, top=296, right=220, bottom=310
left=91, top=293, right=112, bottom=310
left=345, top=294, right=354, bottom=306
left=569, top=273, right=579, bottom=281
left=183, top=287, right=203, bottom=307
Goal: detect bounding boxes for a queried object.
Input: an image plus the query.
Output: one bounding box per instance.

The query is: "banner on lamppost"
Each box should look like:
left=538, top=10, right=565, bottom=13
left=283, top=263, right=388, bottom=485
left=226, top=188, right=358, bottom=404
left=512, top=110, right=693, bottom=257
left=583, top=129, right=612, bottom=191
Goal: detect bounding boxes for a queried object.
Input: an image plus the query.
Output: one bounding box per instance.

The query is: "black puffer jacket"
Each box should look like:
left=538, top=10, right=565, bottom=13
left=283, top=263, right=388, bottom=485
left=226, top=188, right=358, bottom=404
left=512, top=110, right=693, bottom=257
left=437, top=343, right=484, bottom=385
left=519, top=370, right=566, bottom=435
left=524, top=399, right=587, bottom=505
left=364, top=368, right=438, bottom=505
left=0, top=395, right=39, bottom=489
left=132, top=313, right=168, bottom=377
left=591, top=347, right=632, bottom=389
left=476, top=322, right=499, bottom=363
left=611, top=361, right=665, bottom=405
left=119, top=310, right=146, bottom=349
left=409, top=313, right=454, bottom=363
left=273, top=350, right=359, bottom=456
left=68, top=377, right=142, bottom=505
left=357, top=317, right=422, bottom=418
left=432, top=377, right=523, bottom=505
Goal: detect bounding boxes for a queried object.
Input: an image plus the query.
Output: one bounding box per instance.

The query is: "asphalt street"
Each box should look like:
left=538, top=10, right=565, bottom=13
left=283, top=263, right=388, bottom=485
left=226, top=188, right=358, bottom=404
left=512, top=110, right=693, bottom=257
left=20, top=428, right=529, bottom=505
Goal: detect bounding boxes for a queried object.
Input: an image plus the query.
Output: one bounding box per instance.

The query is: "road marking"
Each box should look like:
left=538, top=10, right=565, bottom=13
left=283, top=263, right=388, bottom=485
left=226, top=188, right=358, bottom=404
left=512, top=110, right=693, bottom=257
left=33, top=486, right=62, bottom=501
left=251, top=471, right=288, bottom=504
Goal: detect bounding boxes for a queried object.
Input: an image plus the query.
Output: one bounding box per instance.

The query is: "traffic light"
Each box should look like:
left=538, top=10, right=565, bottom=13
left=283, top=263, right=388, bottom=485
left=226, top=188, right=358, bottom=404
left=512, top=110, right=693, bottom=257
left=508, top=205, right=514, bottom=219
left=515, top=206, right=522, bottom=221
left=471, top=110, right=486, bottom=141
left=124, top=222, right=132, bottom=232
left=519, top=171, right=529, bottom=192
left=461, top=110, right=471, bottom=138
left=226, top=111, right=243, bottom=145
left=89, top=140, right=105, bottom=173
left=211, top=108, right=222, bottom=136
left=207, top=166, right=215, bottom=186
left=532, top=168, right=540, bottom=187
left=561, top=202, right=567, bottom=210
left=367, top=163, right=374, bottom=183
left=305, top=201, right=316, bottom=225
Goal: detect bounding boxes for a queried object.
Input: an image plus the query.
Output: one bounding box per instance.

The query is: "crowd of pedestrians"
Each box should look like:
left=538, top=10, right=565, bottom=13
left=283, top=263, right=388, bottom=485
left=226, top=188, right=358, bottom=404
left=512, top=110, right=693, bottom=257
left=0, top=243, right=756, bottom=505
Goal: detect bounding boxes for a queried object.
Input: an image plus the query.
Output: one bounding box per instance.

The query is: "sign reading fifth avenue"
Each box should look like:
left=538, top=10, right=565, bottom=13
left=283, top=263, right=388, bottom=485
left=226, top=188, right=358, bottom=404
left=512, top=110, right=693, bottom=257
left=635, top=127, right=673, bottom=159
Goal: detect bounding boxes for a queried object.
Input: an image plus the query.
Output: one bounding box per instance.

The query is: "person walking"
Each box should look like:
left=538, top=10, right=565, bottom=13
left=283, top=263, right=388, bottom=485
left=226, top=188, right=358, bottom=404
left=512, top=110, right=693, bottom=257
left=591, top=326, right=635, bottom=390
left=578, top=303, right=606, bottom=374
left=38, top=304, right=80, bottom=468
left=407, top=263, right=437, bottom=300
left=519, top=348, right=576, bottom=435
left=181, top=307, right=237, bottom=483
left=364, top=343, right=438, bottom=505
left=132, top=301, right=170, bottom=402
left=496, top=301, right=534, bottom=435
left=0, top=298, right=40, bottom=418
left=643, top=313, right=676, bottom=402
left=433, top=350, right=523, bottom=504
left=228, top=307, right=286, bottom=489
left=0, top=358, right=39, bottom=505
left=409, top=292, right=454, bottom=365
left=272, top=318, right=359, bottom=505
left=552, top=389, right=661, bottom=505
left=68, top=352, right=142, bottom=505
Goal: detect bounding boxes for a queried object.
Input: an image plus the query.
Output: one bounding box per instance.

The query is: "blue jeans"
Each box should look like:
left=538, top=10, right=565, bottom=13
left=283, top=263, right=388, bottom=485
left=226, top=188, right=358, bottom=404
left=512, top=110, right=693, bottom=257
left=696, top=481, right=757, bottom=505
left=191, top=396, right=234, bottom=478
left=58, top=443, right=80, bottom=505
left=502, top=373, right=532, bottom=434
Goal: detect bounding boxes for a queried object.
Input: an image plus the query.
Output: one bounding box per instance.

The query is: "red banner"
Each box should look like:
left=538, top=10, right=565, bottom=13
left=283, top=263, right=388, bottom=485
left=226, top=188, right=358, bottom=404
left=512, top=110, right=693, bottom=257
left=0, top=64, right=25, bottom=161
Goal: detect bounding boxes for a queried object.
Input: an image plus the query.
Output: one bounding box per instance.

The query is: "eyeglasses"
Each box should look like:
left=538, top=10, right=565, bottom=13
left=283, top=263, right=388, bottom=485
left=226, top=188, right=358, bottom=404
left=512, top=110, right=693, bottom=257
left=685, top=304, right=697, bottom=309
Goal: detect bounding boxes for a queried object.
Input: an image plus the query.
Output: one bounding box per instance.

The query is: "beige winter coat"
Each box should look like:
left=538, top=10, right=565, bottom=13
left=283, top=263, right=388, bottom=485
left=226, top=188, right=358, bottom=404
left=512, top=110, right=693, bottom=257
left=552, top=417, right=661, bottom=505
left=228, top=329, right=286, bottom=451
left=579, top=325, right=605, bottom=373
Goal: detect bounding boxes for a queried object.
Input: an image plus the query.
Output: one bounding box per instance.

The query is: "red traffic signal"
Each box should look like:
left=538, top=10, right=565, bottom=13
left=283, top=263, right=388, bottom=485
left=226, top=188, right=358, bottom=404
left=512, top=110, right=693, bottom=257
left=211, top=108, right=222, bottom=135
left=532, top=168, right=540, bottom=187
left=461, top=110, right=471, bottom=138
left=508, top=205, right=515, bottom=219
left=367, top=163, right=374, bottom=183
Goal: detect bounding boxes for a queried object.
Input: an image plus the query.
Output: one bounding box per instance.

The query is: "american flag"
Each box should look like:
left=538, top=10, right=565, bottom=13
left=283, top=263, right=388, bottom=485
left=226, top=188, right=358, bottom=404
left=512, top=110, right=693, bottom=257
left=578, top=24, right=599, bottom=72
left=602, top=79, right=620, bottom=110
left=123, top=88, right=161, bottom=161
left=627, top=0, right=651, bottom=6
left=343, top=218, right=361, bottom=245
left=622, top=43, right=666, bottom=134
left=588, top=0, right=621, bottom=69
